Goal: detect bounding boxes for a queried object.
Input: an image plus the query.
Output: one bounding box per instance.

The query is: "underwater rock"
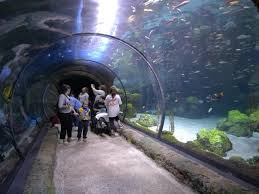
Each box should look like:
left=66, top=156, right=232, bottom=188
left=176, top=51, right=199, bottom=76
left=229, top=156, right=247, bottom=166
left=246, top=156, right=259, bottom=166
left=194, top=128, right=232, bottom=157
left=172, top=96, right=207, bottom=119
left=217, top=110, right=253, bottom=137
left=0, top=44, right=31, bottom=85
left=136, top=114, right=157, bottom=128
left=0, top=11, right=72, bottom=38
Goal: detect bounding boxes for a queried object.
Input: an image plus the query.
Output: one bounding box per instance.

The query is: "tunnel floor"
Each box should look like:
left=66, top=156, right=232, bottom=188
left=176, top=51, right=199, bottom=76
left=53, top=130, right=195, bottom=194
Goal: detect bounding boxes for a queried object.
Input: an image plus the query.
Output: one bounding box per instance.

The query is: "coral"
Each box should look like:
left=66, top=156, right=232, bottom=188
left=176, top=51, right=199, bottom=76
left=194, top=128, right=232, bottom=156
left=136, top=114, right=157, bottom=127
left=217, top=110, right=252, bottom=137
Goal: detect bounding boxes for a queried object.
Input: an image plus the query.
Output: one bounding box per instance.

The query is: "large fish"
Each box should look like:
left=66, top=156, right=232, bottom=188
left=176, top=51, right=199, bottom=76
left=172, top=0, right=190, bottom=10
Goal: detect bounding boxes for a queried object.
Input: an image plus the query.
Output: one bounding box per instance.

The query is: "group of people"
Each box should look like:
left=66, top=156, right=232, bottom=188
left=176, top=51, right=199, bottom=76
left=57, top=83, right=122, bottom=144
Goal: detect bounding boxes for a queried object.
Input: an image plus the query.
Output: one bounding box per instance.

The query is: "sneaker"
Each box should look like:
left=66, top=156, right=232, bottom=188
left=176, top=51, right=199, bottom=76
left=83, top=138, right=87, bottom=142
left=78, top=138, right=81, bottom=142
left=67, top=137, right=72, bottom=142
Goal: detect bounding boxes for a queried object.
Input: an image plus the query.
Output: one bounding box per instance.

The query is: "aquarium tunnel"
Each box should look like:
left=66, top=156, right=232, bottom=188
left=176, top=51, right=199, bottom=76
left=0, top=0, right=259, bottom=193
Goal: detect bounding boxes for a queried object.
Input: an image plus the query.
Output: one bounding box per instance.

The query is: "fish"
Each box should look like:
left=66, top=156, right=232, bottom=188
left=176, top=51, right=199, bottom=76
left=198, top=100, right=204, bottom=104
left=131, top=6, right=136, bottom=12
left=172, top=0, right=190, bottom=10
left=228, top=0, right=239, bottom=6
left=206, top=92, right=224, bottom=102
left=208, top=107, right=213, bottom=113
left=145, top=36, right=150, bottom=40
left=144, top=0, right=160, bottom=6
left=237, top=35, right=251, bottom=40
left=144, top=9, right=153, bottom=12
left=128, top=15, right=136, bottom=23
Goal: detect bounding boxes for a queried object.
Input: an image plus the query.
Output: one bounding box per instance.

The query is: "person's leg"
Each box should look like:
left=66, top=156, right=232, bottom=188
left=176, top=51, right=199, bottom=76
left=109, top=117, right=116, bottom=134
left=75, top=116, right=79, bottom=128
left=59, top=113, right=66, bottom=140
left=66, top=114, right=73, bottom=142
left=77, top=120, right=82, bottom=140
left=83, top=120, right=89, bottom=139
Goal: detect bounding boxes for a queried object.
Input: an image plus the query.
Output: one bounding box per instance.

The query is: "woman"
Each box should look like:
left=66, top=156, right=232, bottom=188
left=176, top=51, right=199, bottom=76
left=105, top=86, right=122, bottom=132
left=91, top=84, right=106, bottom=103
left=79, top=87, right=89, bottom=104
left=58, top=84, right=77, bottom=144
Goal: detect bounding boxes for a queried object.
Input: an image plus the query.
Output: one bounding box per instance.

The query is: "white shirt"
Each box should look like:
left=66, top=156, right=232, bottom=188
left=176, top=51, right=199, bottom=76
left=92, top=88, right=105, bottom=103
left=79, top=92, right=89, bottom=103
left=58, top=94, right=72, bottom=113
left=105, top=94, right=122, bottom=118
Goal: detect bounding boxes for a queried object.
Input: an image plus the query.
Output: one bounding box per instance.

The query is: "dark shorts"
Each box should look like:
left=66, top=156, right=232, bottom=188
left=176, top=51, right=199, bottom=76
left=109, top=116, right=120, bottom=122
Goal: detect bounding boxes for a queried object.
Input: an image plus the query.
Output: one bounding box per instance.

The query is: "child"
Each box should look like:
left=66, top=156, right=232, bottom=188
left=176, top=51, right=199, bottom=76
left=78, top=100, right=91, bottom=141
left=105, top=86, right=122, bottom=133
left=79, top=87, right=89, bottom=103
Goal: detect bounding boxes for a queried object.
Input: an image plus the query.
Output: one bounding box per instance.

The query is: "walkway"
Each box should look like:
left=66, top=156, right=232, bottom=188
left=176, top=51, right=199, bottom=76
left=53, top=131, right=195, bottom=194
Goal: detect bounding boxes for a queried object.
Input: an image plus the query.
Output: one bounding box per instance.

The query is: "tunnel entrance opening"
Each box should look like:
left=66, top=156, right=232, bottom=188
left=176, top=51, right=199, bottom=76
left=58, top=75, right=100, bottom=104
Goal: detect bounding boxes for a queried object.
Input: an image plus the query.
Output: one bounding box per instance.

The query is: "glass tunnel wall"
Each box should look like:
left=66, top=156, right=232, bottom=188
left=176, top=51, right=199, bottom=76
left=11, top=34, right=164, bottom=139
left=0, top=0, right=259, bottom=187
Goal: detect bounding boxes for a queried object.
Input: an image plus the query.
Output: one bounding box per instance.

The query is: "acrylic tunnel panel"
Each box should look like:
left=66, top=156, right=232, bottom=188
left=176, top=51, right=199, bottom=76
left=118, top=0, right=259, bottom=168
left=11, top=34, right=164, bottom=140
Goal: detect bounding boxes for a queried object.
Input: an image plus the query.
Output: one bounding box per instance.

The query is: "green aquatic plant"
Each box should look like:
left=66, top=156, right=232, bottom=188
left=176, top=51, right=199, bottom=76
left=124, top=103, right=137, bottom=118
left=217, top=110, right=252, bottom=137
left=249, top=109, right=259, bottom=132
left=136, top=114, right=157, bottom=128
left=161, top=131, right=178, bottom=144
left=195, top=128, right=232, bottom=157
left=228, top=110, right=250, bottom=124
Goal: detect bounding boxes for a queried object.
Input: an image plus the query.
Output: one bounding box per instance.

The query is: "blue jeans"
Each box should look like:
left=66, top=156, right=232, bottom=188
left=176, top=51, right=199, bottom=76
left=72, top=115, right=79, bottom=127
left=77, top=120, right=89, bottom=139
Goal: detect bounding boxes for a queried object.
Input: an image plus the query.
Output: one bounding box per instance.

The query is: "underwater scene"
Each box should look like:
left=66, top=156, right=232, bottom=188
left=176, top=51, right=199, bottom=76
left=0, top=0, right=259, bottom=186
left=114, top=0, right=259, bottom=165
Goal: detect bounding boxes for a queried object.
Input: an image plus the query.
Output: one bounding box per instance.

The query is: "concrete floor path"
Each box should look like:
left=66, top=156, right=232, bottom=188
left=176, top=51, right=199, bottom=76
left=54, top=131, right=195, bottom=194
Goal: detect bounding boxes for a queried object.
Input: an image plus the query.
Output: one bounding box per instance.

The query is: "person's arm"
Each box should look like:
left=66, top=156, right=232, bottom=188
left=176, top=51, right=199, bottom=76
left=91, top=84, right=105, bottom=96
left=58, top=95, right=67, bottom=110
left=104, top=96, right=109, bottom=107
left=118, top=95, right=122, bottom=105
